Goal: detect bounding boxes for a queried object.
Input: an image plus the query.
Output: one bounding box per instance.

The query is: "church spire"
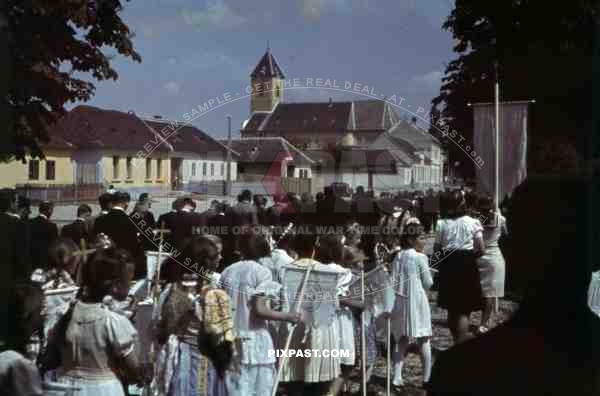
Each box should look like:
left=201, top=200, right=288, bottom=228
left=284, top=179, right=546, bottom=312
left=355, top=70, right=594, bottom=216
left=251, top=46, right=285, bottom=79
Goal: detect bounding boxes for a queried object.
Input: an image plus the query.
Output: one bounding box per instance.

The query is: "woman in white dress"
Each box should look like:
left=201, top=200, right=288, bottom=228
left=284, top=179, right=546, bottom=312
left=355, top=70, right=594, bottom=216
left=52, top=247, right=144, bottom=396
left=476, top=195, right=508, bottom=332
left=391, top=221, right=433, bottom=388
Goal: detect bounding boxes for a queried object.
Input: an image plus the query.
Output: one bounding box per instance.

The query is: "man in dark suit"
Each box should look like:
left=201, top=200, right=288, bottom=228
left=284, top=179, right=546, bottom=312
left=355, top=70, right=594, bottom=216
left=0, top=189, right=31, bottom=297
left=87, top=192, right=114, bottom=234
left=156, top=197, right=184, bottom=248
left=169, top=197, right=207, bottom=251
left=228, top=189, right=258, bottom=227
left=61, top=204, right=93, bottom=245
left=129, top=193, right=157, bottom=253
left=30, top=201, right=59, bottom=270
left=94, top=192, right=144, bottom=276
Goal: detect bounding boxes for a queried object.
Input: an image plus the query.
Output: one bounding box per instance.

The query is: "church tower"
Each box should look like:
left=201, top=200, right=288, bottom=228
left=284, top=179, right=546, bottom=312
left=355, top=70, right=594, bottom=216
left=250, top=46, right=285, bottom=113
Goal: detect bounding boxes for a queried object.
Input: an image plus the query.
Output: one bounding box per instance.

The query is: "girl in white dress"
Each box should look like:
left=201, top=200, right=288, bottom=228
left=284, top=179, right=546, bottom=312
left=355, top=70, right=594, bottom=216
left=315, top=233, right=356, bottom=396
left=476, top=195, right=508, bottom=332
left=51, top=247, right=144, bottom=396
left=220, top=228, right=300, bottom=396
left=277, top=228, right=349, bottom=396
left=391, top=220, right=433, bottom=388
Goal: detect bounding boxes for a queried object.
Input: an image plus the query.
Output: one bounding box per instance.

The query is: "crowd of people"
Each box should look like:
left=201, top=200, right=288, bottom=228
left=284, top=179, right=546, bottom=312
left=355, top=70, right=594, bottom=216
left=0, top=175, right=598, bottom=396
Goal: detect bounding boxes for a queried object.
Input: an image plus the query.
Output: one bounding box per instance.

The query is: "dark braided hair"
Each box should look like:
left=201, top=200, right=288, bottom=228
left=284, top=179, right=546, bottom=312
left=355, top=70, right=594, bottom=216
left=82, top=248, right=132, bottom=302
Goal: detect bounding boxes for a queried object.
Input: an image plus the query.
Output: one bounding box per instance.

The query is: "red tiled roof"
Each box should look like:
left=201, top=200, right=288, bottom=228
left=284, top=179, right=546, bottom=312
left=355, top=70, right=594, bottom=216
left=49, top=105, right=171, bottom=152
left=144, top=120, right=238, bottom=158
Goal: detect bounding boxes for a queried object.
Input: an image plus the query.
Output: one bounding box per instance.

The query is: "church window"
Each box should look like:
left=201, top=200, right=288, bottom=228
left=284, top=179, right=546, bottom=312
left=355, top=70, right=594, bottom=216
left=29, top=160, right=39, bottom=180
left=191, top=163, right=196, bottom=177
left=211, top=164, right=215, bottom=176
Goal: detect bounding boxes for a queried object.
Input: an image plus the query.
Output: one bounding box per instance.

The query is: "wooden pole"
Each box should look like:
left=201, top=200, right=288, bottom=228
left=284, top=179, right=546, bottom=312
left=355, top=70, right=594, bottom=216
left=271, top=238, right=319, bottom=396
left=387, top=317, right=391, bottom=396
left=361, top=268, right=367, bottom=396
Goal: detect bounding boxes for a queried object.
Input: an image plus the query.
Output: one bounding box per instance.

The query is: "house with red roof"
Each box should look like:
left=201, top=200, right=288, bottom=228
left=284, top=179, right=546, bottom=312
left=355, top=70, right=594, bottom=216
left=0, top=106, right=238, bottom=197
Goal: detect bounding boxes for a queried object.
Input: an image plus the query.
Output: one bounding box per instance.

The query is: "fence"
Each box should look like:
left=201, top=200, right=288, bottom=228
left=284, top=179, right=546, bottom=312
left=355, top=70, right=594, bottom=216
left=16, top=183, right=105, bottom=203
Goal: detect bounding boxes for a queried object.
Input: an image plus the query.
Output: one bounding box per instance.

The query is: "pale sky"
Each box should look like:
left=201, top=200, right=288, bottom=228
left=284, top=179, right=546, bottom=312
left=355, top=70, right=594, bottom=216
left=75, top=0, right=455, bottom=137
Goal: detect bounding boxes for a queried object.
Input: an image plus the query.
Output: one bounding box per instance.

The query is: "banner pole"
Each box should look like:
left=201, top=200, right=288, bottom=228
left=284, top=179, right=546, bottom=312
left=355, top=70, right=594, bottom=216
left=386, top=317, right=391, bottom=396
left=361, top=268, right=367, bottom=396
left=271, top=238, right=320, bottom=396
left=494, top=62, right=501, bottom=211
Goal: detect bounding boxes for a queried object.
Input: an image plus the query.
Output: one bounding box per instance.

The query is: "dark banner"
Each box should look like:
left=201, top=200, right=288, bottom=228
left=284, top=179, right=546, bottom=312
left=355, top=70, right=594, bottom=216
left=473, top=102, right=528, bottom=201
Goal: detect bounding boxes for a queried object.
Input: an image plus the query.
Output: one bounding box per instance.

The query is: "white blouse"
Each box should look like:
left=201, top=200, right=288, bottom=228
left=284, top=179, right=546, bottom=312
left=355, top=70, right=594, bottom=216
left=435, top=216, right=483, bottom=251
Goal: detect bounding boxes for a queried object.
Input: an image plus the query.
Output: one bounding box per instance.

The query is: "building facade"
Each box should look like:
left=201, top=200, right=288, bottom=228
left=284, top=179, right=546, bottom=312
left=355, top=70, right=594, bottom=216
left=241, top=48, right=446, bottom=192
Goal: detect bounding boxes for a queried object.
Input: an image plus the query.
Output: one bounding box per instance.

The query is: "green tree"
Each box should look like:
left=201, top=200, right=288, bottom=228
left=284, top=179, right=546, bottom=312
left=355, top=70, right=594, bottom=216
left=0, top=0, right=141, bottom=161
left=432, top=0, right=599, bottom=177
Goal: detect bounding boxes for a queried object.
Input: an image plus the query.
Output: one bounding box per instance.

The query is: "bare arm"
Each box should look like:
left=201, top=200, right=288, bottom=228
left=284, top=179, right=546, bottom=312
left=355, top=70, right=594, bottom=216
left=473, top=233, right=485, bottom=257
left=253, top=295, right=301, bottom=324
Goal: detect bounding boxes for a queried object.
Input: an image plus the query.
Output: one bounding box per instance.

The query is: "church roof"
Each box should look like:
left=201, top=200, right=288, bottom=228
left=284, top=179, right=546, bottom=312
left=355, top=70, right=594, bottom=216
left=243, top=99, right=399, bottom=133
left=222, top=137, right=314, bottom=166
left=389, top=119, right=441, bottom=150
left=250, top=49, right=285, bottom=79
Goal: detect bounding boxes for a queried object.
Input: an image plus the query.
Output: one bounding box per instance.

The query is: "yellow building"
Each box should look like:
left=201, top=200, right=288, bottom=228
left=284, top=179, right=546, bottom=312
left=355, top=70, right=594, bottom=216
left=0, top=106, right=237, bottom=198
left=0, top=150, right=75, bottom=188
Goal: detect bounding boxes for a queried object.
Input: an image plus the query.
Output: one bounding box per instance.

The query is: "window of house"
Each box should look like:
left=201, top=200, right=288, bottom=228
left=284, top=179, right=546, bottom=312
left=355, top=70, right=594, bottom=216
left=126, top=157, right=132, bottom=179
left=221, top=163, right=224, bottom=176
left=146, top=158, right=152, bottom=179
left=210, top=164, right=214, bottom=176
left=315, top=164, right=322, bottom=176
left=29, top=160, right=39, bottom=180
left=191, top=163, right=196, bottom=177
left=202, top=162, right=207, bottom=176
left=157, top=159, right=162, bottom=179
left=276, top=85, right=280, bottom=98
left=45, top=160, right=55, bottom=180
left=112, top=156, right=119, bottom=179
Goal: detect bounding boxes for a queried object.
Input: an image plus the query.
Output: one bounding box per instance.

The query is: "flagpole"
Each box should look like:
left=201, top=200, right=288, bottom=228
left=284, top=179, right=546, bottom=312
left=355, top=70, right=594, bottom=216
left=361, top=268, right=367, bottom=396
left=494, top=61, right=501, bottom=211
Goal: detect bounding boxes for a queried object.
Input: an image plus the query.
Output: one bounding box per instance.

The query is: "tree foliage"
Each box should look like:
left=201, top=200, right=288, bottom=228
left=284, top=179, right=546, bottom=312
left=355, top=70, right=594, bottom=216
left=0, top=0, right=141, bottom=161
left=432, top=0, right=600, bottom=177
